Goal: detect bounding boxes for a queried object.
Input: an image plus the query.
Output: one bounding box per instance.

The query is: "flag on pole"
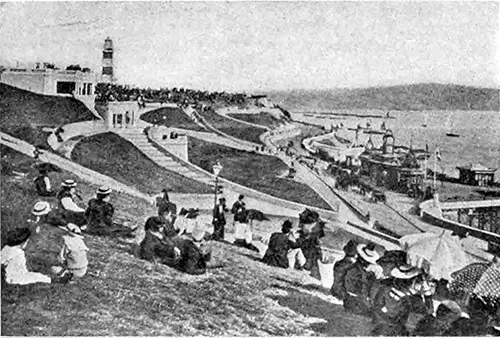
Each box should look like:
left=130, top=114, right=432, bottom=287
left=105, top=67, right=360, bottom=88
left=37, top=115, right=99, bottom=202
left=435, top=147, right=441, bottom=161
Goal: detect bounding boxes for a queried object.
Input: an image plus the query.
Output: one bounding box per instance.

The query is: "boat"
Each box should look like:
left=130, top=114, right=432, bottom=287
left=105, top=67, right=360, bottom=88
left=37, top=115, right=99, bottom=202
left=422, top=112, right=428, bottom=127
left=445, top=115, right=460, bottom=137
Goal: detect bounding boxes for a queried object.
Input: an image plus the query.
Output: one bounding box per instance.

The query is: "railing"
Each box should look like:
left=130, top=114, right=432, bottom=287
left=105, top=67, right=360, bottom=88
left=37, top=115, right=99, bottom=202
left=420, top=199, right=500, bottom=244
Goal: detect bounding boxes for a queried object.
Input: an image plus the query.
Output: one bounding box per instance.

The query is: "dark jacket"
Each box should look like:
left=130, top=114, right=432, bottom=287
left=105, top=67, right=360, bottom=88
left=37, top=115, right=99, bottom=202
left=443, top=317, right=491, bottom=337
left=157, top=198, right=177, bottom=218
left=413, top=312, right=457, bottom=336
left=372, top=280, right=433, bottom=336
left=34, top=175, right=55, bottom=196
left=262, top=232, right=300, bottom=268
left=343, top=261, right=376, bottom=316
left=212, top=203, right=227, bottom=240
left=231, top=200, right=246, bottom=223
left=172, top=237, right=208, bottom=275
left=85, top=198, right=114, bottom=230
left=139, top=232, right=178, bottom=265
left=330, top=256, right=356, bottom=300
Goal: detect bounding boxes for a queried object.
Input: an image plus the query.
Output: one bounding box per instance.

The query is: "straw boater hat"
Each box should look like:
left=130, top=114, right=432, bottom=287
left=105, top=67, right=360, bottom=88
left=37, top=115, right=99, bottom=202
left=390, top=264, right=421, bottom=279
left=61, top=179, right=77, bottom=188
left=97, top=186, right=111, bottom=195
left=32, top=201, right=51, bottom=216
left=357, top=244, right=380, bottom=264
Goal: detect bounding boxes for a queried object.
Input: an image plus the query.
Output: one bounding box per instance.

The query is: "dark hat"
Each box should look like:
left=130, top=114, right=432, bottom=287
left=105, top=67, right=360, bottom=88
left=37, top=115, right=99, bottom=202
left=4, top=227, right=31, bottom=247
left=161, top=188, right=169, bottom=193
left=238, top=194, right=244, bottom=200
left=281, top=220, right=293, bottom=233
left=145, top=216, right=164, bottom=232
left=343, top=240, right=358, bottom=256
left=219, top=197, right=226, bottom=202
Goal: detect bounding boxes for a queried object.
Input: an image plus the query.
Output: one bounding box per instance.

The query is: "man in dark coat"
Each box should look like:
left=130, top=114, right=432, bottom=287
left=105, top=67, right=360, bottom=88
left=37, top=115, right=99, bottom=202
left=156, top=189, right=177, bottom=222
left=57, top=179, right=87, bottom=226
left=371, top=265, right=434, bottom=336
left=34, top=168, right=56, bottom=196
left=262, top=220, right=305, bottom=269
left=343, top=243, right=380, bottom=316
left=212, top=197, right=227, bottom=241
left=140, top=216, right=180, bottom=265
left=330, top=240, right=358, bottom=300
left=231, top=195, right=246, bottom=224
left=84, top=186, right=137, bottom=237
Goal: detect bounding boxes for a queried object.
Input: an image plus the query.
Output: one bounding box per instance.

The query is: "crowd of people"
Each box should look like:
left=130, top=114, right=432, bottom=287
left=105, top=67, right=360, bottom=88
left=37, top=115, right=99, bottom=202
left=2, top=164, right=499, bottom=336
left=94, top=83, right=248, bottom=107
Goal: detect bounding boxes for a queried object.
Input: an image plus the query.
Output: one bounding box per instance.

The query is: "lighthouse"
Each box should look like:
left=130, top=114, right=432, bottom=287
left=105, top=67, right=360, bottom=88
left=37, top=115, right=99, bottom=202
left=102, top=37, right=114, bottom=83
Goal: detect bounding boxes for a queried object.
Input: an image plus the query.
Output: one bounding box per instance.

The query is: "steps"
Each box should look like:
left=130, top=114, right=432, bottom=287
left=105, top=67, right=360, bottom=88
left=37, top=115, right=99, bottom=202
left=114, top=128, right=217, bottom=187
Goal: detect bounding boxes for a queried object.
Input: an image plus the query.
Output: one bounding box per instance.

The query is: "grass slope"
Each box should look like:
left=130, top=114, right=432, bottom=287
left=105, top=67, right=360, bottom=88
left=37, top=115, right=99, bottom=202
left=199, top=108, right=266, bottom=144
left=71, top=132, right=212, bottom=195
left=267, top=83, right=500, bottom=112
left=140, top=107, right=207, bottom=132
left=0, top=83, right=96, bottom=146
left=228, top=112, right=283, bottom=129
left=187, top=138, right=331, bottom=210
left=1, top=146, right=379, bottom=336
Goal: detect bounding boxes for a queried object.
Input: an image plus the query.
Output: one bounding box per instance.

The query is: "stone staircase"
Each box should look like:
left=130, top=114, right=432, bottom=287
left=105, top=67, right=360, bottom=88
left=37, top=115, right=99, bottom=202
left=114, top=127, right=217, bottom=187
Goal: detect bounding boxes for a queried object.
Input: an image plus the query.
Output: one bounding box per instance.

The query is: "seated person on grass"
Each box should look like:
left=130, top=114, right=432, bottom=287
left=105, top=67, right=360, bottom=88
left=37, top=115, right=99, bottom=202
left=1, top=228, right=72, bottom=285
left=84, top=186, right=137, bottom=237
left=139, top=216, right=181, bottom=265
left=57, top=179, right=87, bottom=227
left=34, top=167, right=56, bottom=197
left=30, top=201, right=67, bottom=229
left=262, top=220, right=306, bottom=270
left=51, top=223, right=89, bottom=281
left=172, top=225, right=224, bottom=275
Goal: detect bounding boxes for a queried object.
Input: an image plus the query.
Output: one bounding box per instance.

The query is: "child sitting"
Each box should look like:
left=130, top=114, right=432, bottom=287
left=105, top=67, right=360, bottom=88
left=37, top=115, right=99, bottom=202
left=52, top=223, right=89, bottom=280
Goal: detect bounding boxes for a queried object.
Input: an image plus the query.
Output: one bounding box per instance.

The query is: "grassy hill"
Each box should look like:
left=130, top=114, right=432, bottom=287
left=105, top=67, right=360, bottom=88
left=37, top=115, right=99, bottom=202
left=228, top=112, right=284, bottom=129
left=140, top=107, right=207, bottom=132
left=0, top=83, right=96, bottom=146
left=198, top=108, right=266, bottom=144
left=266, top=83, right=500, bottom=112
left=187, top=138, right=331, bottom=210
left=71, top=132, right=212, bottom=195
left=1, top=145, right=381, bottom=336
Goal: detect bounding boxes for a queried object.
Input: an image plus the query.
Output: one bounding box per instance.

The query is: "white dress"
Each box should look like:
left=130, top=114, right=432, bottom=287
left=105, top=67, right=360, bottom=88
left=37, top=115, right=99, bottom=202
left=1, top=246, right=51, bottom=285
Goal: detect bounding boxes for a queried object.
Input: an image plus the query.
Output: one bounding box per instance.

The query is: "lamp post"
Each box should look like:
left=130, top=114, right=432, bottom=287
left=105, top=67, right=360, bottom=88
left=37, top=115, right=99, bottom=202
left=212, top=161, right=223, bottom=213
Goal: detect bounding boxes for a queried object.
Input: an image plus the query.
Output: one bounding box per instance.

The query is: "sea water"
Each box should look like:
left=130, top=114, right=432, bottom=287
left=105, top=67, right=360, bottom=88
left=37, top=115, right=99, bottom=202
left=292, top=110, right=500, bottom=181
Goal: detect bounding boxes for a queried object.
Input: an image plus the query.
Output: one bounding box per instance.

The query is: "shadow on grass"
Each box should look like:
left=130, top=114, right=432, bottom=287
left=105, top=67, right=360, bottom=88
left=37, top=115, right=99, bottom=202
left=269, top=284, right=373, bottom=336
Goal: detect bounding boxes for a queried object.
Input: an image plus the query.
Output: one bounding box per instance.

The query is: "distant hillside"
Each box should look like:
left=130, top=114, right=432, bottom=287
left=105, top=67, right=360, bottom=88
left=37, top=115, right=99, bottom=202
left=0, top=83, right=96, bottom=145
left=266, top=83, right=500, bottom=112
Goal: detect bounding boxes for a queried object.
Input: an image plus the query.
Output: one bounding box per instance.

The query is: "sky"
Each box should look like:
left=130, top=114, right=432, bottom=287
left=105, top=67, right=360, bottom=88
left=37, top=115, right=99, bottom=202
left=0, top=1, right=498, bottom=92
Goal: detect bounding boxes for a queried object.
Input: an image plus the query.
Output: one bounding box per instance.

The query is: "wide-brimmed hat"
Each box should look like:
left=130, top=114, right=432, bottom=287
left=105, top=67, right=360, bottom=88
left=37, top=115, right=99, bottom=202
left=391, top=264, right=421, bottom=279
left=61, top=179, right=77, bottom=188
left=32, top=201, right=51, bottom=216
left=357, top=244, right=380, bottom=264
left=4, top=227, right=31, bottom=247
left=97, top=186, right=111, bottom=195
